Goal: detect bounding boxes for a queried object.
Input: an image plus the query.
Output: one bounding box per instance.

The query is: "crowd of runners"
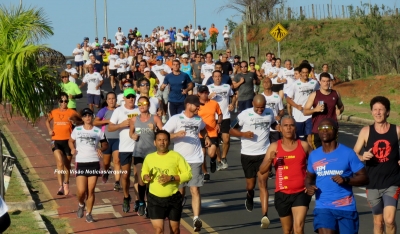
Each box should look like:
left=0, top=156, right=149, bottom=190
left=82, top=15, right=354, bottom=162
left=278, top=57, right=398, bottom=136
left=15, top=25, right=400, bottom=234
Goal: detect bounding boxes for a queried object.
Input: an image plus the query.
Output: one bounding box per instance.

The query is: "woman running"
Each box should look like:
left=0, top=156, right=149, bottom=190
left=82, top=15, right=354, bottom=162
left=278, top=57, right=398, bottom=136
left=93, top=92, right=121, bottom=191
left=45, top=92, right=78, bottom=196
left=69, top=108, right=108, bottom=223
left=129, top=96, right=163, bottom=216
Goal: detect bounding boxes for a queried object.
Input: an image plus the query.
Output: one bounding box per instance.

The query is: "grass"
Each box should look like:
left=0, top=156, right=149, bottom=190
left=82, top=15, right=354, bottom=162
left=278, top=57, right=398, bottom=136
left=7, top=211, right=42, bottom=234
left=4, top=171, right=27, bottom=202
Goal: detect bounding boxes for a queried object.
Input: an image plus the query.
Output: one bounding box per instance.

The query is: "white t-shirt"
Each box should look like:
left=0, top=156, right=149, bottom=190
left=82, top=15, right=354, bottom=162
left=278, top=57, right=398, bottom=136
left=201, top=63, right=215, bottom=85
left=278, top=68, right=295, bottom=92
left=82, top=72, right=103, bottom=95
left=189, top=28, right=195, bottom=39
left=151, top=64, right=172, bottom=85
left=286, top=79, right=320, bottom=122
left=163, top=112, right=206, bottom=163
left=163, top=34, right=171, bottom=43
left=316, top=73, right=334, bottom=81
left=261, top=61, right=272, bottom=74
left=267, top=67, right=281, bottom=84
left=176, top=33, right=185, bottom=43
left=71, top=126, right=105, bottom=163
left=208, top=84, right=233, bottom=119
left=116, top=93, right=124, bottom=106
left=223, top=29, right=230, bottom=38
left=237, top=108, right=275, bottom=155
left=115, top=31, right=124, bottom=42
left=158, top=30, right=165, bottom=39
left=126, top=56, right=134, bottom=71
left=0, top=196, right=8, bottom=217
left=73, top=48, right=84, bottom=62
left=65, top=68, right=78, bottom=83
left=85, top=60, right=93, bottom=66
left=108, top=54, right=119, bottom=70
left=135, top=95, right=159, bottom=115
left=116, top=58, right=128, bottom=73
left=109, top=105, right=140, bottom=152
left=262, top=92, right=283, bottom=132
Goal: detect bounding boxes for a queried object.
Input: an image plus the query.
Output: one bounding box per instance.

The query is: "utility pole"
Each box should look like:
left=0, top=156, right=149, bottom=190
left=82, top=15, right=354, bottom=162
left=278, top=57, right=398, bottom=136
left=94, top=0, right=98, bottom=39
left=194, top=0, right=197, bottom=51
left=104, top=0, right=108, bottom=39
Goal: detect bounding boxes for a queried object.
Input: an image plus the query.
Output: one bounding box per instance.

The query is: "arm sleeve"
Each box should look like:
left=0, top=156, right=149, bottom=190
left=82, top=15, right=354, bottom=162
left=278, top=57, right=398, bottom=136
left=199, top=120, right=206, bottom=130
left=286, top=83, right=295, bottom=99
left=277, top=98, right=284, bottom=111
left=205, top=77, right=212, bottom=85
left=70, top=128, right=77, bottom=140
left=109, top=108, right=119, bottom=124
left=216, top=103, right=222, bottom=115
left=163, top=75, right=169, bottom=85
left=177, top=154, right=192, bottom=183
left=349, top=151, right=365, bottom=173
left=96, top=107, right=107, bottom=119
left=141, top=157, right=150, bottom=182
left=237, top=112, right=245, bottom=127
left=162, top=116, right=176, bottom=133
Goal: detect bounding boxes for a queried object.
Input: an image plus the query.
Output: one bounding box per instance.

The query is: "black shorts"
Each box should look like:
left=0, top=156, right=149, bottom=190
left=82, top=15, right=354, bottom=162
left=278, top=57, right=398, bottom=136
left=76, top=161, right=101, bottom=177
left=269, top=131, right=281, bottom=143
left=220, top=119, right=231, bottom=134
left=241, top=154, right=265, bottom=178
left=119, top=152, right=132, bottom=166
left=118, top=72, right=126, bottom=80
left=200, top=137, right=219, bottom=148
left=103, top=62, right=109, bottom=66
left=164, top=42, right=171, bottom=46
left=310, top=133, right=322, bottom=150
left=147, top=192, right=183, bottom=221
left=272, top=84, right=284, bottom=92
left=133, top=157, right=144, bottom=165
left=109, top=69, right=117, bottom=77
left=52, top=140, right=72, bottom=156
left=274, top=191, right=312, bottom=217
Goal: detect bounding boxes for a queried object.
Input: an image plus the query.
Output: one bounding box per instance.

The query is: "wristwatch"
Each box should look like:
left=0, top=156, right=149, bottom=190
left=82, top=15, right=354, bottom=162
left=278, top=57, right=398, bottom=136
left=170, top=175, right=175, bottom=182
left=343, top=177, right=350, bottom=184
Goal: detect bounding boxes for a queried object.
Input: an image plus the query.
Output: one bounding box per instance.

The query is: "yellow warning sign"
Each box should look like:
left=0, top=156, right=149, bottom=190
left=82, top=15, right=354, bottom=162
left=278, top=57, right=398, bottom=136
left=269, top=23, right=288, bottom=42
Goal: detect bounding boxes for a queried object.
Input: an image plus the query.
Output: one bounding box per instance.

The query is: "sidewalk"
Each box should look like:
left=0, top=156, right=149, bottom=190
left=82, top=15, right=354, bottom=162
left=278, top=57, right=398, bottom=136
left=2, top=111, right=193, bottom=234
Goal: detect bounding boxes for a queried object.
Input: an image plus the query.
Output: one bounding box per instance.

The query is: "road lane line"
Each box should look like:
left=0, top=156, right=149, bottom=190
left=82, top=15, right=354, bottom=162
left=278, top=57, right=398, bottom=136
left=183, top=208, right=218, bottom=233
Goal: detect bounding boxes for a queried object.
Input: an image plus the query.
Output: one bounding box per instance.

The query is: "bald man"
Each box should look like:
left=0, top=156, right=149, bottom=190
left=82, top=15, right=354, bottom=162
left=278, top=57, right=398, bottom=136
left=230, top=94, right=280, bottom=229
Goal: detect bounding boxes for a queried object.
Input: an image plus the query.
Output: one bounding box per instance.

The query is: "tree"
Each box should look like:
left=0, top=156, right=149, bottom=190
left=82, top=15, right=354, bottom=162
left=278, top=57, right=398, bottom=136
left=0, top=5, right=65, bottom=122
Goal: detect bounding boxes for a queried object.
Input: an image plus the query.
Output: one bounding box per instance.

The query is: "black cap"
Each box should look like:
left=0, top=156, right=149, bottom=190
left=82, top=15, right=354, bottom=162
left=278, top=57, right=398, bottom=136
left=234, top=55, right=241, bottom=59
left=184, top=95, right=203, bottom=107
left=95, top=37, right=98, bottom=40
left=81, top=108, right=94, bottom=116
left=197, top=85, right=209, bottom=93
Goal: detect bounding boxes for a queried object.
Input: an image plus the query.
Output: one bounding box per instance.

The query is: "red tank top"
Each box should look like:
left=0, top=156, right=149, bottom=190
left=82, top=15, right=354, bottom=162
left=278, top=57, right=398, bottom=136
left=274, top=139, right=307, bottom=194
left=311, top=90, right=339, bottom=133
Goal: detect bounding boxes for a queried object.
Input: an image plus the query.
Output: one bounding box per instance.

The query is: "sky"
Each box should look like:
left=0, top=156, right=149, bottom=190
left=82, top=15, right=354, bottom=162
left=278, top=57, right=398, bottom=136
left=0, top=0, right=396, bottom=55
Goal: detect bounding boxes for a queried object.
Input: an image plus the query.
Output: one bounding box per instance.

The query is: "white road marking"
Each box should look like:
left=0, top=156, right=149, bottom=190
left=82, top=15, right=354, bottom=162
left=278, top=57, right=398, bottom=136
left=354, top=193, right=367, bottom=198
left=95, top=187, right=101, bottom=192
left=102, top=198, right=111, bottom=203
left=126, top=229, right=138, bottom=234
left=201, top=199, right=226, bottom=208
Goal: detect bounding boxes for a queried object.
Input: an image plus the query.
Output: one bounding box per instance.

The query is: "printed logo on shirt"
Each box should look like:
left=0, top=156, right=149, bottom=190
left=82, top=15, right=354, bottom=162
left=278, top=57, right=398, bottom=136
left=77, top=132, right=96, bottom=146
left=312, top=158, right=342, bottom=176
left=250, top=118, right=270, bottom=130
left=332, top=195, right=353, bottom=207
left=127, top=113, right=138, bottom=119
left=372, top=139, right=391, bottom=163
left=266, top=102, right=276, bottom=110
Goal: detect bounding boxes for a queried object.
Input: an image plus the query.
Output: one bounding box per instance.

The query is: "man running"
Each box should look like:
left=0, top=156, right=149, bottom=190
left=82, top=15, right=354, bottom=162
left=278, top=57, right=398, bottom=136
left=230, top=94, right=279, bottom=228
left=152, top=56, right=172, bottom=122
left=259, top=116, right=312, bottom=231
left=353, top=96, right=400, bottom=234
left=200, top=52, right=215, bottom=85
left=209, top=23, right=219, bottom=51
left=65, top=60, right=78, bottom=83
left=59, top=71, right=82, bottom=111
left=303, top=72, right=344, bottom=149
left=79, top=63, right=104, bottom=112
left=306, top=118, right=369, bottom=234
left=232, top=61, right=259, bottom=113
left=163, top=95, right=211, bottom=232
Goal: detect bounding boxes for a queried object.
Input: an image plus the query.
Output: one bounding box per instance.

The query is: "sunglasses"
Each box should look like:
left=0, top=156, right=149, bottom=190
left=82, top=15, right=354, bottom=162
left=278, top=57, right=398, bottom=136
left=318, top=125, right=335, bottom=131
left=82, top=113, right=92, bottom=117
left=123, top=85, right=132, bottom=88
left=61, top=76, right=68, bottom=78
left=59, top=100, right=69, bottom=103
left=140, top=83, right=150, bottom=87
left=125, top=94, right=136, bottom=99
left=137, top=101, right=149, bottom=106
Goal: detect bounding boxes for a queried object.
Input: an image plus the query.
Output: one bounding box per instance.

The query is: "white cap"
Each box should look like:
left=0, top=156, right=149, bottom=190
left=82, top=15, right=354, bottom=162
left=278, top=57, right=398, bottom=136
left=181, top=54, right=189, bottom=58
left=89, top=53, right=94, bottom=57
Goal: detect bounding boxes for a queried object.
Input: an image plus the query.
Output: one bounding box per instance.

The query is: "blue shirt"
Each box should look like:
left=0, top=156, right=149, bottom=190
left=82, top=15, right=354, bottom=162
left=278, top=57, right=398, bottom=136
left=182, top=31, right=190, bottom=41
left=181, top=64, right=192, bottom=80
left=169, top=31, right=176, bottom=42
left=205, top=74, right=233, bottom=86
left=164, top=72, right=193, bottom=103
left=307, top=144, right=364, bottom=211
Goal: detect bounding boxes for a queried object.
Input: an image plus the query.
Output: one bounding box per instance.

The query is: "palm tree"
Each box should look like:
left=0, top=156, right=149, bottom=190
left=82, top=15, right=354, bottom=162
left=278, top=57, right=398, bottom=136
left=0, top=4, right=65, bottom=122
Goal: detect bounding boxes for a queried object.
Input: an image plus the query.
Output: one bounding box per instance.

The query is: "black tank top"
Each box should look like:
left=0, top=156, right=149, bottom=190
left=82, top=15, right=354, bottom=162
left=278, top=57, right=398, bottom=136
left=365, top=124, right=400, bottom=189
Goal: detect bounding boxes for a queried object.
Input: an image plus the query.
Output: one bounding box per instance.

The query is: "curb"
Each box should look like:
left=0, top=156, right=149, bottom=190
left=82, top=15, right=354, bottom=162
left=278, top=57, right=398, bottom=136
left=339, top=114, right=374, bottom=125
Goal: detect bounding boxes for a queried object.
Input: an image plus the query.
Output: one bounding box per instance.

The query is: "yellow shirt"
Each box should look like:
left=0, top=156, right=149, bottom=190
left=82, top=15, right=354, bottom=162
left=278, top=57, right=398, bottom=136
left=149, top=77, right=157, bottom=97
left=142, top=150, right=192, bottom=197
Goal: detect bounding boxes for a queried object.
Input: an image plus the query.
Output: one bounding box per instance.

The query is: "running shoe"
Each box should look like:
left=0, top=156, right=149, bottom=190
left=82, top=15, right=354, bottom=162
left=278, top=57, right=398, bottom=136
left=122, top=195, right=131, bottom=213
left=260, top=216, right=270, bottom=229
left=221, top=158, right=229, bottom=169
left=63, top=182, right=69, bottom=195
left=77, top=203, right=85, bottom=218
left=193, top=218, right=202, bottom=232
left=216, top=162, right=224, bottom=171
left=134, top=200, right=140, bottom=212
left=102, top=172, right=109, bottom=184
left=210, top=159, right=217, bottom=173
left=57, top=186, right=64, bottom=196
left=114, top=182, right=121, bottom=191
left=268, top=171, right=275, bottom=179
left=204, top=173, right=210, bottom=182
left=245, top=195, right=254, bottom=212
left=137, top=202, right=146, bottom=216
left=86, top=213, right=95, bottom=223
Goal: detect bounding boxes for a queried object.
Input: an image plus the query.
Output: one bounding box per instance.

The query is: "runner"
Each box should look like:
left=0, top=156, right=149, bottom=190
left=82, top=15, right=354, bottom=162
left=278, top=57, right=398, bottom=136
left=200, top=52, right=215, bottom=85
left=117, top=80, right=133, bottom=107
left=208, top=70, right=235, bottom=170
left=232, top=61, right=259, bottom=113
left=108, top=48, right=119, bottom=91
left=229, top=94, right=279, bottom=228
left=353, top=96, right=400, bottom=234
left=142, top=130, right=192, bottom=234
left=278, top=59, right=295, bottom=115
left=79, top=63, right=104, bottom=112
left=180, top=54, right=193, bottom=82
left=209, top=23, right=219, bottom=51
left=163, top=95, right=211, bottom=232
left=267, top=58, right=283, bottom=99
left=152, top=56, right=172, bottom=122
left=108, top=88, right=140, bottom=213
left=135, top=77, right=160, bottom=115
left=59, top=71, right=82, bottom=111
left=222, top=25, right=230, bottom=48
left=204, top=62, right=233, bottom=86
left=259, top=116, right=312, bottom=231
left=260, top=52, right=273, bottom=76
left=197, top=85, right=222, bottom=181
left=191, top=52, right=204, bottom=93
left=303, top=72, right=344, bottom=149
left=115, top=52, right=129, bottom=87
left=142, top=68, right=159, bottom=98
left=219, top=53, right=233, bottom=76
left=72, top=44, right=84, bottom=77
left=129, top=95, right=164, bottom=216
left=65, top=60, right=78, bottom=83
left=93, top=92, right=121, bottom=189
left=69, top=108, right=108, bottom=223
left=306, top=118, right=369, bottom=234
left=45, top=92, right=78, bottom=196
left=262, top=78, right=284, bottom=143
left=115, top=27, right=124, bottom=43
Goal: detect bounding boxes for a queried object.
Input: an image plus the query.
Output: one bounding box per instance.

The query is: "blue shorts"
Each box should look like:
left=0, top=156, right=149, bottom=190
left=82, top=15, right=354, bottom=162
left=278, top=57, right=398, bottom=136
left=103, top=138, right=119, bottom=154
left=295, top=118, right=312, bottom=140
left=313, top=208, right=359, bottom=234
left=238, top=99, right=253, bottom=113
left=87, top=94, right=101, bottom=106
left=75, top=61, right=84, bottom=67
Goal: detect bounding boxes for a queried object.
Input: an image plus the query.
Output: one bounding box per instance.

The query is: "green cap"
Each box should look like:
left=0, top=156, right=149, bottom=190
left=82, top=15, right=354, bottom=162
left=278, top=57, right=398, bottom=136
left=96, top=43, right=100, bottom=47
left=123, top=88, right=136, bottom=97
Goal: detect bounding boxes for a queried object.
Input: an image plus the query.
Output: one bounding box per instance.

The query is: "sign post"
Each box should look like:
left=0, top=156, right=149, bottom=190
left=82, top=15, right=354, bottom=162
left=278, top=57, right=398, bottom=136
left=269, top=23, right=288, bottom=58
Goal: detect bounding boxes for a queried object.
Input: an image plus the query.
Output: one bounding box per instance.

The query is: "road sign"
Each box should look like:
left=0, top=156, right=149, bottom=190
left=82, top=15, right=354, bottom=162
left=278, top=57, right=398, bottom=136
left=269, top=23, right=288, bottom=42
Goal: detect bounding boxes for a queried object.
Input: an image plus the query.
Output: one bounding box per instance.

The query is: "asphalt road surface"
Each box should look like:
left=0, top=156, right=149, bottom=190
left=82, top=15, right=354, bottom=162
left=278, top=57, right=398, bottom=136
left=71, top=77, right=400, bottom=233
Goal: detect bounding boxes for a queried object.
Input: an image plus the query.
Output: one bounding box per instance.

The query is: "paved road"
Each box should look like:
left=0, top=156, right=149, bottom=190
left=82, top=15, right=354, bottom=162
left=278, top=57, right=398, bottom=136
left=72, top=77, right=400, bottom=233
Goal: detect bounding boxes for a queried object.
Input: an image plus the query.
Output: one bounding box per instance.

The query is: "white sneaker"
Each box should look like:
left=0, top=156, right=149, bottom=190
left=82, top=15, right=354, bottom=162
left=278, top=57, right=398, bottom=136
left=221, top=158, right=228, bottom=169
left=261, top=216, right=270, bottom=229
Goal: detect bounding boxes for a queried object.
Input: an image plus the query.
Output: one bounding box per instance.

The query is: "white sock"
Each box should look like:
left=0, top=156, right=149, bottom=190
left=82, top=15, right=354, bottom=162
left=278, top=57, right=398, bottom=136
left=79, top=203, right=84, bottom=207
left=193, top=216, right=199, bottom=220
